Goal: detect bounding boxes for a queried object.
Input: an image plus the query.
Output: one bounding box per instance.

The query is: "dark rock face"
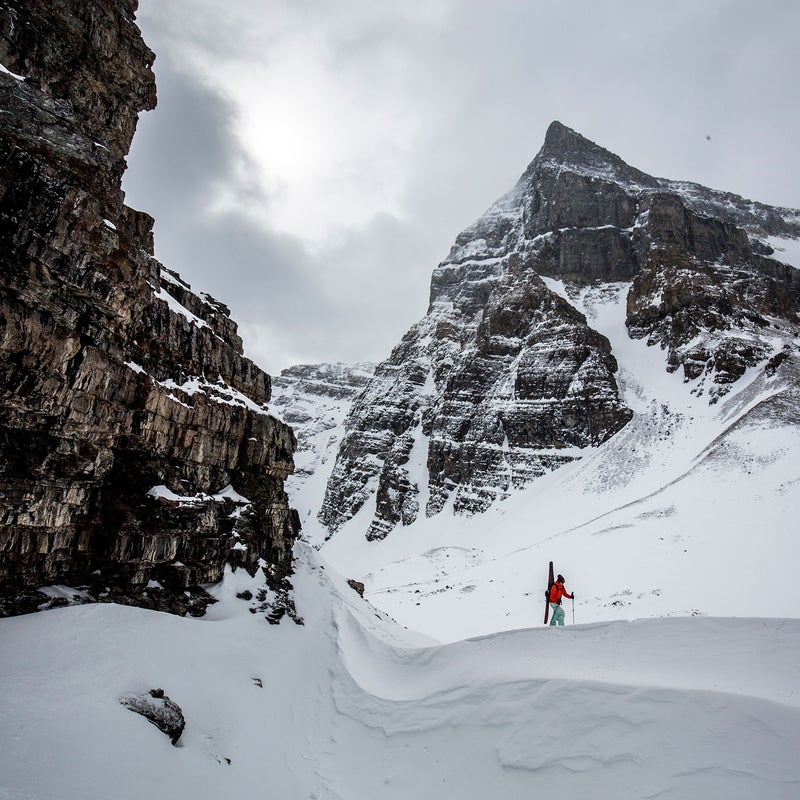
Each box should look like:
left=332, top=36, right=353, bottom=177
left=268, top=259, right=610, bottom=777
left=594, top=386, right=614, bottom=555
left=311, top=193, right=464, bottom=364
left=320, top=121, right=800, bottom=540
left=0, top=0, right=299, bottom=615
left=120, top=688, right=185, bottom=745
left=626, top=193, right=799, bottom=394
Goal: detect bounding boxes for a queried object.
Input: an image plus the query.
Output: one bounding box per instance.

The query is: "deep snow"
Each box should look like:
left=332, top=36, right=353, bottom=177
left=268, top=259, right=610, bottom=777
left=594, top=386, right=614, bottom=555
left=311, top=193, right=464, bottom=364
left=1, top=546, right=799, bottom=800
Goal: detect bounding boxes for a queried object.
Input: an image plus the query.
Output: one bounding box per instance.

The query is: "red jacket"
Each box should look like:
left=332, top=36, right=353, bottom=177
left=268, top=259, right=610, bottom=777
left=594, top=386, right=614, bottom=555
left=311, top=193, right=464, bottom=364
left=549, top=581, right=573, bottom=604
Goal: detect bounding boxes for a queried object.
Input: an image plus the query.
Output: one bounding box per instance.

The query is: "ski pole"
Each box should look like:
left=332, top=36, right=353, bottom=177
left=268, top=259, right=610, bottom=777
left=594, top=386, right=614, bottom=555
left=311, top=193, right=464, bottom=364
left=572, top=596, right=575, bottom=625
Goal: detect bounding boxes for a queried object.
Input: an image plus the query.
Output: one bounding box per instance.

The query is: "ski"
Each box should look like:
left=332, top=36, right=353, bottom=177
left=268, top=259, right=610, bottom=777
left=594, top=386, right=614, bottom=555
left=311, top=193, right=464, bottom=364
left=543, top=560, right=554, bottom=624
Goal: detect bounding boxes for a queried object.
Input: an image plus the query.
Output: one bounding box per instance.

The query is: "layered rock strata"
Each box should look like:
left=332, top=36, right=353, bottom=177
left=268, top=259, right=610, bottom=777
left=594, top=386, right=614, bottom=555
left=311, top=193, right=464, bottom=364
left=0, top=0, right=299, bottom=616
left=320, top=121, right=800, bottom=540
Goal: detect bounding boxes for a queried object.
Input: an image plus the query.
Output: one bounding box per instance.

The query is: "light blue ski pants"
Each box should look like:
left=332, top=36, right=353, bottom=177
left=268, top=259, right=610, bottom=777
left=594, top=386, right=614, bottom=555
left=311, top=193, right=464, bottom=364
left=549, top=602, right=565, bottom=626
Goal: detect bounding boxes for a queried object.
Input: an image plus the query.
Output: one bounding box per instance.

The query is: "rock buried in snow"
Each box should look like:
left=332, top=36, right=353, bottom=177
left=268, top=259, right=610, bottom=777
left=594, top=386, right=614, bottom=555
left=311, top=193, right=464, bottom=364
left=120, top=688, right=185, bottom=745
left=347, top=579, right=365, bottom=597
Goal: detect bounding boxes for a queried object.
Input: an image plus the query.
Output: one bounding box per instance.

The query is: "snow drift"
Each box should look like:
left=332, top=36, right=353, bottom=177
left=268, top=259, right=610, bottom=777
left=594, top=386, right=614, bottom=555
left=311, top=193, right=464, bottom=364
left=1, top=545, right=799, bottom=800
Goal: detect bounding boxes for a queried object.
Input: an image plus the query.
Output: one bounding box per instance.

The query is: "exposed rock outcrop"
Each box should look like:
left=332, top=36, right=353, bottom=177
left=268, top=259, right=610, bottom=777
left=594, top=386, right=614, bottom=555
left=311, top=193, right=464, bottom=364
left=320, top=121, right=800, bottom=540
left=626, top=192, right=799, bottom=393
left=346, top=578, right=365, bottom=598
left=0, top=0, right=299, bottom=615
left=120, top=688, right=185, bottom=745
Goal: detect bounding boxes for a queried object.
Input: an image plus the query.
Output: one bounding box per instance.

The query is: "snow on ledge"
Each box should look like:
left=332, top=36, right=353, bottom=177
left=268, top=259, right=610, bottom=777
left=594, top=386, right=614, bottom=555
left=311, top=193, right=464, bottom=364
left=146, top=484, right=252, bottom=506
left=146, top=485, right=194, bottom=503
left=157, top=375, right=270, bottom=415
left=36, top=585, right=93, bottom=602
left=212, top=484, right=252, bottom=504
left=124, top=360, right=146, bottom=374
left=152, top=285, right=209, bottom=330
left=0, top=61, right=26, bottom=81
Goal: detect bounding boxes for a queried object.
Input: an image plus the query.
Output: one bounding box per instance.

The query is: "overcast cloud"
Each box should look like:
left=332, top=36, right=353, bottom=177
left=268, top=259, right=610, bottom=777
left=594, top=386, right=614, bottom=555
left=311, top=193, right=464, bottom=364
left=123, top=0, right=800, bottom=374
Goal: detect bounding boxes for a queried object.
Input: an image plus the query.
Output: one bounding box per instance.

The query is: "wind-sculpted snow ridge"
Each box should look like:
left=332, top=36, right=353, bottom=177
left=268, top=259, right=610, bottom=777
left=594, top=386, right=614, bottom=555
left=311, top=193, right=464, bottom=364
left=319, top=121, right=800, bottom=542
left=332, top=611, right=800, bottom=797
left=1, top=544, right=799, bottom=800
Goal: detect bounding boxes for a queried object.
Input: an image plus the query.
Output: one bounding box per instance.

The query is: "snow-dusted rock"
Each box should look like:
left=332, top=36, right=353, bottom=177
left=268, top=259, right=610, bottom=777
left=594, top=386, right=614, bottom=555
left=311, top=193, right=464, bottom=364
left=320, top=121, right=800, bottom=541
left=120, top=688, right=185, bottom=745
left=270, top=363, right=374, bottom=529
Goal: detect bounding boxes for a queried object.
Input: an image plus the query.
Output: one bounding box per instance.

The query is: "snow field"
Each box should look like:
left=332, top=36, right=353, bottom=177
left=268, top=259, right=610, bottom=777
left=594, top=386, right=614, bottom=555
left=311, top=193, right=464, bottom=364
left=2, top=260, right=798, bottom=798
left=2, top=545, right=800, bottom=800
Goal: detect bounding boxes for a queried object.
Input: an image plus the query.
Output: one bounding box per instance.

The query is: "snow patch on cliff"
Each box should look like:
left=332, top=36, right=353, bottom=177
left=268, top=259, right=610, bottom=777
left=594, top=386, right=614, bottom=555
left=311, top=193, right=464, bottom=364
left=764, top=234, right=800, bottom=268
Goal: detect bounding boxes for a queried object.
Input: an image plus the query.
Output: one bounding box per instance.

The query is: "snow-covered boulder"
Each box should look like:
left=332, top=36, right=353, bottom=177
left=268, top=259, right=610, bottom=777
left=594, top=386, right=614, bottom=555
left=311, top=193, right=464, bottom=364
left=120, top=688, right=185, bottom=745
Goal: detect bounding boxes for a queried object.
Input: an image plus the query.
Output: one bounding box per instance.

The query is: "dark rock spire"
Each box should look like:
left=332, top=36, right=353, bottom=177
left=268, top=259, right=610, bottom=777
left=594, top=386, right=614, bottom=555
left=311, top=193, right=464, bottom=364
left=530, top=120, right=660, bottom=188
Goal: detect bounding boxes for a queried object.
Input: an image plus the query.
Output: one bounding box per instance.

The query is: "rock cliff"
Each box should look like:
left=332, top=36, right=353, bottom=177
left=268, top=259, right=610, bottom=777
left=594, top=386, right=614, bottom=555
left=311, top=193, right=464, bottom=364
left=320, top=121, right=800, bottom=540
left=0, top=0, right=299, bottom=616
left=269, top=363, right=374, bottom=530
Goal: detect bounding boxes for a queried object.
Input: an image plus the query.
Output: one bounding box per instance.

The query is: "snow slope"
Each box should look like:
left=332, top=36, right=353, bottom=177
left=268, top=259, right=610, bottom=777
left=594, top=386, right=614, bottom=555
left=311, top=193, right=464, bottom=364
left=1, top=545, right=799, bottom=800
left=307, top=280, right=800, bottom=642
left=269, top=363, right=375, bottom=531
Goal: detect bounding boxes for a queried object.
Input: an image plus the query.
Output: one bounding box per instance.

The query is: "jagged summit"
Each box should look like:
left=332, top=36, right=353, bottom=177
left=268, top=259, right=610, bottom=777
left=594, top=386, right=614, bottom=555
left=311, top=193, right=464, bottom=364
left=531, top=120, right=660, bottom=188
left=442, top=121, right=799, bottom=276
left=540, top=119, right=589, bottom=152
left=441, top=122, right=660, bottom=273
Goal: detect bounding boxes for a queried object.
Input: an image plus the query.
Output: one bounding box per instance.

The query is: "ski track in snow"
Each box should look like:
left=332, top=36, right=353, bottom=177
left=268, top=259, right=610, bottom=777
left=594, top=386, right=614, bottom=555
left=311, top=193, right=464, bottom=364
left=1, top=546, right=799, bottom=800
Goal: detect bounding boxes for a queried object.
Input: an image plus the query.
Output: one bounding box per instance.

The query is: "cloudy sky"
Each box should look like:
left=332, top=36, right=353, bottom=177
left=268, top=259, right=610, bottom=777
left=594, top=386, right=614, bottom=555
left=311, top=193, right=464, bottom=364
left=123, top=0, right=800, bottom=375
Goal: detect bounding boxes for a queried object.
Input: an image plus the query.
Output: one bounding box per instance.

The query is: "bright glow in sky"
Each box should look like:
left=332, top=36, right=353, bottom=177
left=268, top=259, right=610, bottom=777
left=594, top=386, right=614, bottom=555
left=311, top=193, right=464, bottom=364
left=124, top=0, right=800, bottom=374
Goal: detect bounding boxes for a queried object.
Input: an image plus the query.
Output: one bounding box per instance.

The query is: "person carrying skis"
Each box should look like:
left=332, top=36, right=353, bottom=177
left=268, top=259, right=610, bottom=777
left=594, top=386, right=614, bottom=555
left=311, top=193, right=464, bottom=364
left=548, top=574, right=574, bottom=626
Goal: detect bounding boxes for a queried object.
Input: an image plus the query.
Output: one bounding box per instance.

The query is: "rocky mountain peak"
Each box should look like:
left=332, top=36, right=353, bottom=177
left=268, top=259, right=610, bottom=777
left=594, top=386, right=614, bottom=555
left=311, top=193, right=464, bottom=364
left=538, top=119, right=615, bottom=164
left=319, top=123, right=800, bottom=542
left=440, top=122, right=661, bottom=278
left=530, top=120, right=660, bottom=189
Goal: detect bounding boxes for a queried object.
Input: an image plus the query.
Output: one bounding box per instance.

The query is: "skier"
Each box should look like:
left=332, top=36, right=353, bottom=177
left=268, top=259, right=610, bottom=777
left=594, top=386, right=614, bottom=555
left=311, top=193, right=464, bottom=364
left=548, top=574, right=574, bottom=626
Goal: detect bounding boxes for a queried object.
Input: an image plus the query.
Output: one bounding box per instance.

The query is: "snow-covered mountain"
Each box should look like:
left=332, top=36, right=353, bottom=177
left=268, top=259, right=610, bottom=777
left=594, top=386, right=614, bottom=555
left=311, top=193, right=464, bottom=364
left=2, top=15, right=800, bottom=798
left=317, top=121, right=800, bottom=546
left=269, top=363, right=374, bottom=528
left=315, top=277, right=800, bottom=640
left=262, top=122, right=800, bottom=641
